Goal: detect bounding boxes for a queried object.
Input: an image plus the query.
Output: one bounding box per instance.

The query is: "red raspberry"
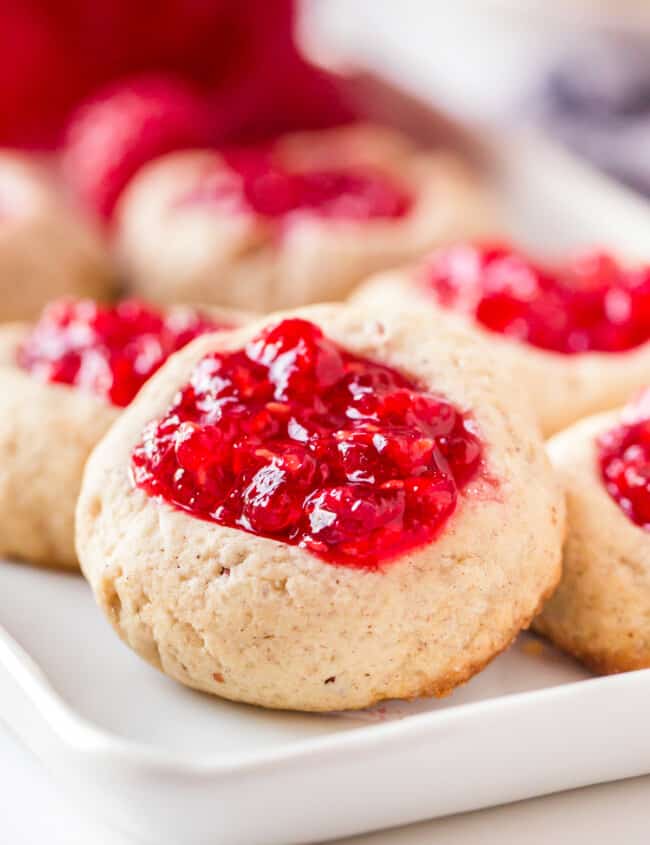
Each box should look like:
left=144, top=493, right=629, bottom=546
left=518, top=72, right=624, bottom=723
left=62, top=74, right=213, bottom=221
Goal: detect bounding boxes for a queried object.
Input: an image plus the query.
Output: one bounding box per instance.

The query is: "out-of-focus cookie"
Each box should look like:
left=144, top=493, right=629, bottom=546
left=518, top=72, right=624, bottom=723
left=115, top=124, right=492, bottom=312
left=0, top=298, right=243, bottom=569
left=76, top=304, right=563, bottom=711
left=353, top=243, right=650, bottom=435
left=536, top=389, right=650, bottom=673
left=0, top=152, right=113, bottom=321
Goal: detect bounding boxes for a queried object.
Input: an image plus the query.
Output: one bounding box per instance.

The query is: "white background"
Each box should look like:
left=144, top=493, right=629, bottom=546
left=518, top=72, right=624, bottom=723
left=3, top=720, right=650, bottom=844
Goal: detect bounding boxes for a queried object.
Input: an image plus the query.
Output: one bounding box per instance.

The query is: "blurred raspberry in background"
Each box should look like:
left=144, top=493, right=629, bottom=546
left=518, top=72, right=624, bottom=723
left=0, top=0, right=354, bottom=219
left=61, top=75, right=214, bottom=221
left=0, top=0, right=352, bottom=147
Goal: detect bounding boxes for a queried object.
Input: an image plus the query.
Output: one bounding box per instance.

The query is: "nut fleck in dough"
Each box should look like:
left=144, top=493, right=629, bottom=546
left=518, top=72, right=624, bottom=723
left=0, top=306, right=247, bottom=570
left=0, top=152, right=113, bottom=322
left=116, top=124, right=492, bottom=313
left=536, top=410, right=650, bottom=673
left=77, top=304, right=564, bottom=711
left=353, top=270, right=650, bottom=436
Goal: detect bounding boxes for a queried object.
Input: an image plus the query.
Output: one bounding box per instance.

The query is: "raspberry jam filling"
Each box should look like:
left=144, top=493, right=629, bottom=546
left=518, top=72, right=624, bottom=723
left=425, top=244, right=650, bottom=355
left=17, top=299, right=225, bottom=407
left=131, top=318, right=482, bottom=568
left=599, top=389, right=650, bottom=528
left=182, top=149, right=412, bottom=222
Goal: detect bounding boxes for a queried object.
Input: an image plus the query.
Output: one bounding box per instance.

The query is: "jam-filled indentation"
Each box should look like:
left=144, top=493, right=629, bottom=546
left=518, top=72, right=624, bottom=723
left=180, top=148, right=413, bottom=223
left=425, top=244, right=650, bottom=355
left=599, top=389, right=650, bottom=529
left=18, top=299, right=225, bottom=407
left=131, top=317, right=483, bottom=568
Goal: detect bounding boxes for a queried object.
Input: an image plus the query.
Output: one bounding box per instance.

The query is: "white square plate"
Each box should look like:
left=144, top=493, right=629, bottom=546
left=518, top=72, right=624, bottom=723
left=2, top=75, right=650, bottom=845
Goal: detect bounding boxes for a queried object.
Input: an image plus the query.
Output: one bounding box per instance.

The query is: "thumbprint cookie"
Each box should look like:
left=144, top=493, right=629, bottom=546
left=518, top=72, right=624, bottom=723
left=116, top=124, right=491, bottom=312
left=76, top=304, right=563, bottom=711
left=0, top=298, right=242, bottom=569
left=536, top=389, right=650, bottom=673
left=353, top=243, right=650, bottom=435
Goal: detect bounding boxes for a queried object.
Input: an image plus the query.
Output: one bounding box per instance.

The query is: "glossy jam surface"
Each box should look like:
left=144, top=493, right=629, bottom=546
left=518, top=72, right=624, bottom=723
left=131, top=318, right=482, bottom=568
left=599, top=390, right=650, bottom=528
left=18, top=299, right=223, bottom=407
left=425, top=244, right=650, bottom=355
left=182, top=149, right=412, bottom=222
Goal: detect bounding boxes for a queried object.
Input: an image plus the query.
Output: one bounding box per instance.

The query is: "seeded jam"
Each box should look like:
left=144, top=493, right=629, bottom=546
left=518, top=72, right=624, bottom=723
left=599, top=390, right=650, bottom=528
left=131, top=318, right=482, bottom=568
left=180, top=149, right=412, bottom=222
left=17, top=299, right=223, bottom=407
left=425, top=244, right=650, bottom=355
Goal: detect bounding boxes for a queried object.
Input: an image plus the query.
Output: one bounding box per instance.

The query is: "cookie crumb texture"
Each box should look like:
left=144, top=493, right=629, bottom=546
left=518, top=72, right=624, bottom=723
left=131, top=317, right=482, bottom=568
left=77, top=305, right=564, bottom=711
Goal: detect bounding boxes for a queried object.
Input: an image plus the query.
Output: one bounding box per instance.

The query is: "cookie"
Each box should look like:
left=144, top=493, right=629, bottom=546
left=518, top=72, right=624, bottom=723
left=0, top=152, right=113, bottom=321
left=535, top=389, right=650, bottom=673
left=76, top=304, right=564, bottom=711
left=353, top=244, right=650, bottom=436
left=115, top=123, right=491, bottom=312
left=0, top=299, right=243, bottom=569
